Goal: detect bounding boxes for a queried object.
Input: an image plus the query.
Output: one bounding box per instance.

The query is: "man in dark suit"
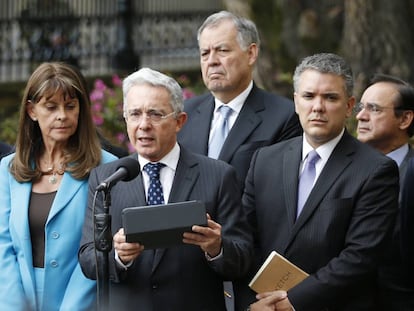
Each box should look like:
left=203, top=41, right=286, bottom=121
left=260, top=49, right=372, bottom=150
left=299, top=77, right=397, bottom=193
left=0, top=141, right=13, bottom=160
left=78, top=68, right=253, bottom=311
left=356, top=74, right=414, bottom=310
left=177, top=11, right=302, bottom=185
left=238, top=53, right=399, bottom=311
left=401, top=158, right=414, bottom=270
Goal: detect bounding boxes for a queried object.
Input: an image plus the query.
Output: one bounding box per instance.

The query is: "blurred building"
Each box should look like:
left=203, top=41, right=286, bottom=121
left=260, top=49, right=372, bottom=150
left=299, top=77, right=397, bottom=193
left=0, top=0, right=222, bottom=82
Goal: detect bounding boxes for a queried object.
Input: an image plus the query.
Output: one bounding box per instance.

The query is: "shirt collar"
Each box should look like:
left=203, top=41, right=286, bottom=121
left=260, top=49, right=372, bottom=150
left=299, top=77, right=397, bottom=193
left=138, top=143, right=180, bottom=172
left=386, top=143, right=409, bottom=167
left=213, top=80, right=253, bottom=114
left=302, top=128, right=345, bottom=162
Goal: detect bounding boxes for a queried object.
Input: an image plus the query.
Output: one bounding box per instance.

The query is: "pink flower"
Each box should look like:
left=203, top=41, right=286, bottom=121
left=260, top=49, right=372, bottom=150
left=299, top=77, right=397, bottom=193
left=177, top=74, right=189, bottom=85
left=116, top=132, right=127, bottom=144
left=182, top=88, right=195, bottom=100
left=94, top=79, right=107, bottom=91
left=92, top=115, right=104, bottom=126
left=90, top=89, right=105, bottom=102
left=91, top=102, right=102, bottom=112
left=112, top=75, right=122, bottom=87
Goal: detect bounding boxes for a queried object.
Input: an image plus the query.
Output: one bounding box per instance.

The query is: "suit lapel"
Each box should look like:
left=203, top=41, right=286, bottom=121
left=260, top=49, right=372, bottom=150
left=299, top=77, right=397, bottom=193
left=399, top=146, right=414, bottom=185
left=168, top=150, right=199, bottom=203
left=283, top=140, right=302, bottom=228
left=219, top=85, right=263, bottom=162
left=189, top=96, right=214, bottom=155
left=117, top=154, right=146, bottom=209
left=47, top=173, right=84, bottom=222
left=290, top=133, right=355, bottom=240
left=152, top=148, right=199, bottom=272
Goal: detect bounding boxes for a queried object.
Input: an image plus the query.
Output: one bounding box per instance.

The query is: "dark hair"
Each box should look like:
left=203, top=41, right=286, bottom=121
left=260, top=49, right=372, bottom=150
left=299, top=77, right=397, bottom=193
left=293, top=53, right=354, bottom=98
left=370, top=73, right=414, bottom=137
left=10, top=62, right=102, bottom=181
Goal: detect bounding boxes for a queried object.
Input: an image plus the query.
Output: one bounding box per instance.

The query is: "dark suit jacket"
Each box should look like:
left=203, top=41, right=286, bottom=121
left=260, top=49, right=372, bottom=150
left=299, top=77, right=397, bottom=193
left=238, top=131, right=399, bottom=311
left=401, top=155, right=414, bottom=274
left=79, top=147, right=253, bottom=311
left=374, top=147, right=414, bottom=310
left=177, top=84, right=302, bottom=185
left=0, top=142, right=13, bottom=160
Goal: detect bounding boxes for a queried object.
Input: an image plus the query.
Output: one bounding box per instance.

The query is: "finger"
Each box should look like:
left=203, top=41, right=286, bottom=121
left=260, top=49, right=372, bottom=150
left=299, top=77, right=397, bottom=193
left=113, top=228, right=126, bottom=243
left=256, top=290, right=287, bottom=302
left=192, top=221, right=221, bottom=235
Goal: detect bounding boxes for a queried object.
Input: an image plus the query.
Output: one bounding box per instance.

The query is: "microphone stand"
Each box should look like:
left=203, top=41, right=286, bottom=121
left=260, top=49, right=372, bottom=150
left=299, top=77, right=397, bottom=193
left=94, top=187, right=112, bottom=311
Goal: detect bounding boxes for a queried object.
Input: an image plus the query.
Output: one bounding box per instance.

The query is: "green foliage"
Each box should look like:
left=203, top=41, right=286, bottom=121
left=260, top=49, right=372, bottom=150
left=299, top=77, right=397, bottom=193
left=0, top=111, right=19, bottom=144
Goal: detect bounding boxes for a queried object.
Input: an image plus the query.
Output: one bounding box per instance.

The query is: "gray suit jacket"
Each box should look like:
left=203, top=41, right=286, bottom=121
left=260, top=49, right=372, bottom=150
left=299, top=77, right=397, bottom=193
left=238, top=131, right=399, bottom=311
left=79, top=147, right=253, bottom=311
left=177, top=84, right=302, bottom=185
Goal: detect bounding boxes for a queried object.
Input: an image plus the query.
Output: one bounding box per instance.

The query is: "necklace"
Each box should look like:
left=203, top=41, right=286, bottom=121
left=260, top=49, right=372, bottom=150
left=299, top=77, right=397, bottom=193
left=41, top=163, right=66, bottom=184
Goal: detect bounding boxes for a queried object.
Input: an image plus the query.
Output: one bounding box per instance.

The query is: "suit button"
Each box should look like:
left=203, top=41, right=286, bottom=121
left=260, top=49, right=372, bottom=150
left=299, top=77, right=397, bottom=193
left=152, top=284, right=158, bottom=290
left=50, top=260, right=58, bottom=267
left=51, top=231, right=60, bottom=239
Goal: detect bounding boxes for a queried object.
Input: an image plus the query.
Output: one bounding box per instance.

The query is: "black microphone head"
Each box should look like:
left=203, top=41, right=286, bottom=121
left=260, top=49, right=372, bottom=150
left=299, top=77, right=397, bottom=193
left=116, top=157, right=140, bottom=182
left=95, top=157, right=140, bottom=191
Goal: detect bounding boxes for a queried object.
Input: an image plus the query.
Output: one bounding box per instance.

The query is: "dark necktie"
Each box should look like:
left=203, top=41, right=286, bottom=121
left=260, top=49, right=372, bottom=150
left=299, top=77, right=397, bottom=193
left=297, top=150, right=320, bottom=218
left=208, top=105, right=233, bottom=159
left=143, top=162, right=165, bottom=205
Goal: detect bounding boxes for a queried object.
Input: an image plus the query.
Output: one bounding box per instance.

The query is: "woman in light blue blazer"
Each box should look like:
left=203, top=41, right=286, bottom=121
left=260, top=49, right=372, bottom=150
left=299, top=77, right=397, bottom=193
left=0, top=62, right=117, bottom=311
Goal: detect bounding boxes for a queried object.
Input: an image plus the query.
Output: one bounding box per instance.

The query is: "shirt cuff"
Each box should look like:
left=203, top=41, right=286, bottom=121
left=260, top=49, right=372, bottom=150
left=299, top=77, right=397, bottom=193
left=205, top=247, right=223, bottom=261
left=115, top=249, right=134, bottom=270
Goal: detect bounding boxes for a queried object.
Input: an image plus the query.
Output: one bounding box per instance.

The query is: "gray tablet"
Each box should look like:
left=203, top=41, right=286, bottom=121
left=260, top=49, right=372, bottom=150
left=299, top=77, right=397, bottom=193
left=122, top=200, right=207, bottom=249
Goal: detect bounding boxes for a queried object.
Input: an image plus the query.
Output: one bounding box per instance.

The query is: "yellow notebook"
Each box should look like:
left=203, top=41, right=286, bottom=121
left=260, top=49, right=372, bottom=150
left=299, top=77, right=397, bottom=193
left=249, top=251, right=309, bottom=293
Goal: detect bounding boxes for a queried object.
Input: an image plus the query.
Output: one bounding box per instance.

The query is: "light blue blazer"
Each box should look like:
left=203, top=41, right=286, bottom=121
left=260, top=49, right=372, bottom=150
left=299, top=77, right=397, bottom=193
left=0, top=150, right=117, bottom=311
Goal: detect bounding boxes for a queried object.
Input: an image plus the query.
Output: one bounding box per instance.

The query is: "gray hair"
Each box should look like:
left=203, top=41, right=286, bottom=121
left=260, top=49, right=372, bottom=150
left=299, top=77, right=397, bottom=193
left=197, top=10, right=260, bottom=51
left=293, top=53, right=354, bottom=97
left=122, top=67, right=184, bottom=117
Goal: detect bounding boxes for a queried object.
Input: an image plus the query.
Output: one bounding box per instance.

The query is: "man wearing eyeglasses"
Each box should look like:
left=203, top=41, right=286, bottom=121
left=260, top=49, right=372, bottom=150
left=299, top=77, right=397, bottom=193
left=356, top=73, right=414, bottom=311
left=79, top=68, right=253, bottom=310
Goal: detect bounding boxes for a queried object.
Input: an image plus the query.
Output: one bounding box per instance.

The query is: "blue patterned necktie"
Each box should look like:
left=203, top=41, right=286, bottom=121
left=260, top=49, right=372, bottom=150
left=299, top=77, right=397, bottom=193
left=208, top=105, right=233, bottom=159
left=297, top=150, right=320, bottom=218
left=143, top=162, right=165, bottom=205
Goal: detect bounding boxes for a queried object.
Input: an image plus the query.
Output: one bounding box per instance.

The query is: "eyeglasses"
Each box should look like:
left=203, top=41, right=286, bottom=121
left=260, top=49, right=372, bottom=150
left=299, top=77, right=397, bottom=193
left=355, top=102, right=400, bottom=114
left=126, top=110, right=177, bottom=124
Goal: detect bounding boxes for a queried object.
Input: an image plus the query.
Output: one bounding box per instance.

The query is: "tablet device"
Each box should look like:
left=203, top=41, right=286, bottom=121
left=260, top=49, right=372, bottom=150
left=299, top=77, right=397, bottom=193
left=122, top=200, right=207, bottom=249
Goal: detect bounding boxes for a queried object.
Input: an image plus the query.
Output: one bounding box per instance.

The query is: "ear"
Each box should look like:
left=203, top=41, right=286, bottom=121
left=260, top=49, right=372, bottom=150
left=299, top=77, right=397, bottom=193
left=345, top=96, right=356, bottom=118
left=247, top=43, right=258, bottom=66
left=175, top=112, right=188, bottom=132
left=26, top=100, right=37, bottom=121
left=293, top=92, right=299, bottom=114
left=399, top=110, right=414, bottom=131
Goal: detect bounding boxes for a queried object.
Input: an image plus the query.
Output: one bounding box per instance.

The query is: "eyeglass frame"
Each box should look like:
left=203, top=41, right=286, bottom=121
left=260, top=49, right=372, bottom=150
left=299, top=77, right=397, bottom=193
left=354, top=102, right=404, bottom=114
left=125, top=109, right=177, bottom=124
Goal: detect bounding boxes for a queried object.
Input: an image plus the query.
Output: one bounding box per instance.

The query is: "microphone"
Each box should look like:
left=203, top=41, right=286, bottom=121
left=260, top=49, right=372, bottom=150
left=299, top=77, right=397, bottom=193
left=96, top=157, right=140, bottom=191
